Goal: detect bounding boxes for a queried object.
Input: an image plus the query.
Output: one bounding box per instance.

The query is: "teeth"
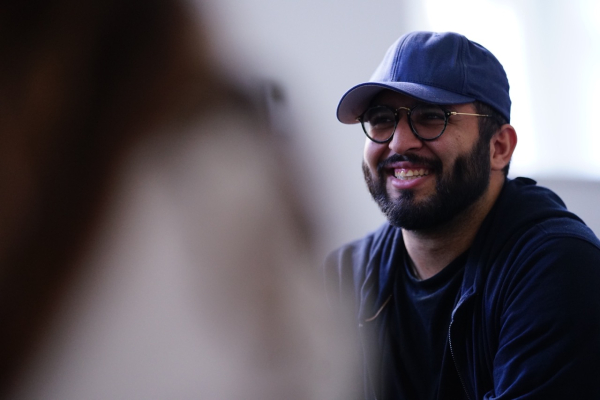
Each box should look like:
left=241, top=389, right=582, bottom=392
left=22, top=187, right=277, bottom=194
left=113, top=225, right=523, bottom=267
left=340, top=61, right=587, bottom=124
left=394, top=169, right=430, bottom=180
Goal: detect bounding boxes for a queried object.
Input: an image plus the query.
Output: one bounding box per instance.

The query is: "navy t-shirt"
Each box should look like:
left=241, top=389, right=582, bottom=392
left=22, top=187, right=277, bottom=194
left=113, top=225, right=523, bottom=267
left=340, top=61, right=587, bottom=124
left=378, top=250, right=467, bottom=400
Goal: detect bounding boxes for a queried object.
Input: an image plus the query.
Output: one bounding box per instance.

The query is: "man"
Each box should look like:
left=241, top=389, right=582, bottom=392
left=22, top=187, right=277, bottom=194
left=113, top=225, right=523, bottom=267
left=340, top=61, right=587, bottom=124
left=326, top=31, right=600, bottom=400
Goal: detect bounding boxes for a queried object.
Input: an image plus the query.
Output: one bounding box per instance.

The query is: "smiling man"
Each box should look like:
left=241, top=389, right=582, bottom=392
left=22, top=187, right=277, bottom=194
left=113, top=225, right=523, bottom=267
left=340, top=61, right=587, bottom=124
left=326, top=31, right=600, bottom=400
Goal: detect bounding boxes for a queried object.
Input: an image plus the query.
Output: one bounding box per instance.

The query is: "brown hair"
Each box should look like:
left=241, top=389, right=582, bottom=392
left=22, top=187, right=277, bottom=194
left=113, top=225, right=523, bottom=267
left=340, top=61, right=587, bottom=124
left=0, top=0, right=245, bottom=393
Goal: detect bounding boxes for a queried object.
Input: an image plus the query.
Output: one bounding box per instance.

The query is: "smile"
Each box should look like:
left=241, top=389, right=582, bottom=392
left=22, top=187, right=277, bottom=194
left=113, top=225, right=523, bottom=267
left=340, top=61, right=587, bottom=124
left=394, top=168, right=430, bottom=180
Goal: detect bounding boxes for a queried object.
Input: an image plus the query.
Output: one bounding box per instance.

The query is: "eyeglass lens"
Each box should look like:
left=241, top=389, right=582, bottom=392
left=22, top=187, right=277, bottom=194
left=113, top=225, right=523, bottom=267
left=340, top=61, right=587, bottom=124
left=361, top=105, right=447, bottom=142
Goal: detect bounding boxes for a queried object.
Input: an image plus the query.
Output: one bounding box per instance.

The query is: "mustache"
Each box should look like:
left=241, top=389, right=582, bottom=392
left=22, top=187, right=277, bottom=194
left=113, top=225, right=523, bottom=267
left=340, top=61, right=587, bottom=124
left=377, top=153, right=442, bottom=175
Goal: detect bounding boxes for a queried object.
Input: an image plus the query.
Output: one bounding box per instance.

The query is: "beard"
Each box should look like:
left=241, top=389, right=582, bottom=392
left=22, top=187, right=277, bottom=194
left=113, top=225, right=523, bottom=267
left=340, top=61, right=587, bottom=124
left=363, top=135, right=491, bottom=231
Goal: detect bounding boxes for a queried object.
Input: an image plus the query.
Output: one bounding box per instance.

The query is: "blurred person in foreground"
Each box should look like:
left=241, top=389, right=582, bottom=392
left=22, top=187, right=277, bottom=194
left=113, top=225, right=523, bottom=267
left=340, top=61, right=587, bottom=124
left=0, top=0, right=357, bottom=398
left=325, top=31, right=600, bottom=399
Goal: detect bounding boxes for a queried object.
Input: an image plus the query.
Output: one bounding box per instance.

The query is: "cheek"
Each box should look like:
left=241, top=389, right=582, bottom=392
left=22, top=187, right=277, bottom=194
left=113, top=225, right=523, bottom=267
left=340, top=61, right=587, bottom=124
left=363, top=140, right=384, bottom=171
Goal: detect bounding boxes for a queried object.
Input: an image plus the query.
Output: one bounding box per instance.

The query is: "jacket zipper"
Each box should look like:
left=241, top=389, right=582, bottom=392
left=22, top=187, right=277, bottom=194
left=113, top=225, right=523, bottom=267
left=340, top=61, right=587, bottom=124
left=448, top=319, right=472, bottom=400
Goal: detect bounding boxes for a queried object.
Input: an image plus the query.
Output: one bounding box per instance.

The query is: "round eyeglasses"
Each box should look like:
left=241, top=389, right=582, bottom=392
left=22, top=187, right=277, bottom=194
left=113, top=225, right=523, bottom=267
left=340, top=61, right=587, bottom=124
left=357, top=104, right=490, bottom=143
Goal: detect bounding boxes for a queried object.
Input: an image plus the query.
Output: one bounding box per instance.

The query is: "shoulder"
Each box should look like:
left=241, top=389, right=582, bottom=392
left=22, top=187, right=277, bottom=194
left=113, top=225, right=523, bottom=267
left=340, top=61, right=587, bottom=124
left=509, top=215, right=600, bottom=271
left=324, top=223, right=398, bottom=281
left=323, top=223, right=400, bottom=309
left=486, top=215, right=600, bottom=289
left=482, top=234, right=600, bottom=399
left=481, top=221, right=600, bottom=337
left=479, top=177, right=600, bottom=276
left=477, top=180, right=600, bottom=310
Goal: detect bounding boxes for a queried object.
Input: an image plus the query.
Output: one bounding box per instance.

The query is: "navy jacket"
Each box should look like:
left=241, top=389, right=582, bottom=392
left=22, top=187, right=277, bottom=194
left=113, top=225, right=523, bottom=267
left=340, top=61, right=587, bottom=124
left=325, top=178, right=600, bottom=399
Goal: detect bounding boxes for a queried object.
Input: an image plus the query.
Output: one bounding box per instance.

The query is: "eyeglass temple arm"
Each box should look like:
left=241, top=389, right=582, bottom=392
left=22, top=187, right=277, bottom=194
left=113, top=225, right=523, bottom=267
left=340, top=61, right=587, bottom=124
left=448, top=111, right=490, bottom=117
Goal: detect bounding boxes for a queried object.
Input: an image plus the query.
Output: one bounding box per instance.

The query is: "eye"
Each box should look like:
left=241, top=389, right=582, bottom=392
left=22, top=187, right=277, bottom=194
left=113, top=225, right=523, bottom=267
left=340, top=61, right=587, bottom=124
left=411, top=105, right=446, bottom=126
left=363, top=106, right=395, bottom=130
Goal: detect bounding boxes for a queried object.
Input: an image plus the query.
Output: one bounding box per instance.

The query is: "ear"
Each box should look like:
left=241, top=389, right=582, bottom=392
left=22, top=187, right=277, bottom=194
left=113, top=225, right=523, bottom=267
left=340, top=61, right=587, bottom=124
left=490, top=124, right=517, bottom=172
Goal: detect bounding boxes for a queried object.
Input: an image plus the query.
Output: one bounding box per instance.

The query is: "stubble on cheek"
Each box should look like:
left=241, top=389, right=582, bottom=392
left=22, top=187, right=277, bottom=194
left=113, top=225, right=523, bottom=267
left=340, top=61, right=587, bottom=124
left=362, top=160, right=380, bottom=199
left=362, top=160, right=403, bottom=202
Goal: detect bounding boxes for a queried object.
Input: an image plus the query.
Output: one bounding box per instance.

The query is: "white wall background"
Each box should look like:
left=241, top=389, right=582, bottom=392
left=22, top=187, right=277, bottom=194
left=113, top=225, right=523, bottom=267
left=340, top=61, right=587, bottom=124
left=196, top=0, right=600, bottom=258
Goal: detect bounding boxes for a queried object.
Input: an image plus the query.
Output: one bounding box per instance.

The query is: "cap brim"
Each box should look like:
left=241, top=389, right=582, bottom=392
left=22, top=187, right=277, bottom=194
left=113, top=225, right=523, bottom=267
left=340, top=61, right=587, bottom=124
left=336, top=82, right=476, bottom=124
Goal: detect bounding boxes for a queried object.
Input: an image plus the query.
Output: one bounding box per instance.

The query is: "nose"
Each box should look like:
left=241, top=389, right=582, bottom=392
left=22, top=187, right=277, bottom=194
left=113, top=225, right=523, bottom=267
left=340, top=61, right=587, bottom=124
left=387, top=115, right=423, bottom=154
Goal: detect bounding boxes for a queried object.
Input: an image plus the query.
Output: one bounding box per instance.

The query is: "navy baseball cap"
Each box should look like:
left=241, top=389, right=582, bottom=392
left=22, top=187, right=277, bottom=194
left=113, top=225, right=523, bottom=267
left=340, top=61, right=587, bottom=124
left=336, top=31, right=511, bottom=124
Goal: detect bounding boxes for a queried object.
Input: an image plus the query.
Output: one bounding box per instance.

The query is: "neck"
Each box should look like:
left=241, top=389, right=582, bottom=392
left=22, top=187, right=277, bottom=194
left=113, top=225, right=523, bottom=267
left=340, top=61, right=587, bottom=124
left=403, top=176, right=505, bottom=280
